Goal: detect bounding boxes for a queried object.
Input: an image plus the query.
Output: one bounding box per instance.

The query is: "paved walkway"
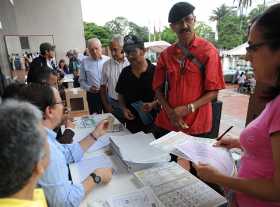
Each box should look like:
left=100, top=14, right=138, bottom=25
left=218, top=85, right=250, bottom=138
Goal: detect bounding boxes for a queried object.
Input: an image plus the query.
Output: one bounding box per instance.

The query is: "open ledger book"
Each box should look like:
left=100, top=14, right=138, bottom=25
left=150, top=131, right=236, bottom=176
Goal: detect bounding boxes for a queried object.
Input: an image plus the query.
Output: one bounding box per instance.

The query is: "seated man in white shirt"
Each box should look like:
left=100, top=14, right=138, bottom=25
left=5, top=83, right=113, bottom=207
left=100, top=35, right=129, bottom=122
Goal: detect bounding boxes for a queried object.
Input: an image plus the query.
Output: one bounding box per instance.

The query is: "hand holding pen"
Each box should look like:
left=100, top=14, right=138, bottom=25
left=213, top=126, right=241, bottom=149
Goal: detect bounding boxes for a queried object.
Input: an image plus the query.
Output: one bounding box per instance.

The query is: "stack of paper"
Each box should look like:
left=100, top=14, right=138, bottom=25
left=134, top=162, right=227, bottom=207
left=150, top=131, right=235, bottom=176
left=110, top=132, right=170, bottom=172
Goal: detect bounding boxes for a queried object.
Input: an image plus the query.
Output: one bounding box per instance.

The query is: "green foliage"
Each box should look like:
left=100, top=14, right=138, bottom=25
left=247, top=4, right=267, bottom=22
left=83, top=22, right=112, bottom=46
left=194, top=21, right=216, bottom=44
left=104, top=17, right=129, bottom=36
left=128, top=22, right=149, bottom=42
left=217, top=15, right=244, bottom=49
left=161, top=27, right=177, bottom=44
left=209, top=3, right=268, bottom=49
left=104, top=17, right=149, bottom=41
left=209, top=4, right=236, bottom=22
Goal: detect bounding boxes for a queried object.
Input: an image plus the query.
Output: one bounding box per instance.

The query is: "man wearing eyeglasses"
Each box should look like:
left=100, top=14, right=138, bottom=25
left=3, top=83, right=113, bottom=207
left=153, top=2, right=225, bottom=148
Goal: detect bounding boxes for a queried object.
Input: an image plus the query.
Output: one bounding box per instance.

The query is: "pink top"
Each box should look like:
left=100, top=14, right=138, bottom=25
left=236, top=95, right=280, bottom=207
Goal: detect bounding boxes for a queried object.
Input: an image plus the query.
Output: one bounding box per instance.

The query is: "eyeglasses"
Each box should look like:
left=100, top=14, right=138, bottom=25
left=52, top=101, right=64, bottom=106
left=246, top=42, right=268, bottom=52
left=172, top=15, right=195, bottom=26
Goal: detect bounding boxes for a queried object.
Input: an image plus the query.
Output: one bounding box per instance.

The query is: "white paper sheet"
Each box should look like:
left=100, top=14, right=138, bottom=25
left=134, top=162, right=227, bottom=207
left=70, top=155, right=113, bottom=184
left=150, top=131, right=235, bottom=176
left=176, top=136, right=235, bottom=176
left=107, top=187, right=163, bottom=207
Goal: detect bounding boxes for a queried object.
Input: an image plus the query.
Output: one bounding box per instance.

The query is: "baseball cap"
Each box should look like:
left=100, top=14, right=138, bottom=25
left=168, top=2, right=195, bottom=24
left=40, top=42, right=55, bottom=54
left=123, top=34, right=144, bottom=53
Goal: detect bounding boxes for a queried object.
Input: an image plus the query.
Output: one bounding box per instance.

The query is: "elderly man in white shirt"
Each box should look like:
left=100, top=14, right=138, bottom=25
left=100, top=35, right=129, bottom=122
left=79, top=38, right=110, bottom=114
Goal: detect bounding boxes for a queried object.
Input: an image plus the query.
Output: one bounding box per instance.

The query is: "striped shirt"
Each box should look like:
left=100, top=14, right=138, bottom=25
left=101, top=57, right=129, bottom=100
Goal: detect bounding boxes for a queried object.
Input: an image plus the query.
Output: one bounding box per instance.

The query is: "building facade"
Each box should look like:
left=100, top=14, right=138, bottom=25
left=0, top=0, right=86, bottom=76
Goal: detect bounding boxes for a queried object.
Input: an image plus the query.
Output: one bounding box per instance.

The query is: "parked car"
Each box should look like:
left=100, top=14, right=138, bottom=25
left=223, top=68, right=236, bottom=83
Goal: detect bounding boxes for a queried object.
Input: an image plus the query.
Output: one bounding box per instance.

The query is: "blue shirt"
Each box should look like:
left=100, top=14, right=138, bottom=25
left=38, top=128, right=85, bottom=207
left=79, top=55, right=110, bottom=91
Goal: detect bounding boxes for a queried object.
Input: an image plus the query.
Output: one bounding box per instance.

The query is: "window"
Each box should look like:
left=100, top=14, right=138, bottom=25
left=19, top=36, right=30, bottom=49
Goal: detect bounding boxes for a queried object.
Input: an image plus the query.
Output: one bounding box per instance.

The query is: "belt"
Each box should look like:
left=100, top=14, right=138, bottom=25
left=109, top=97, right=118, bottom=102
left=88, top=90, right=100, bottom=94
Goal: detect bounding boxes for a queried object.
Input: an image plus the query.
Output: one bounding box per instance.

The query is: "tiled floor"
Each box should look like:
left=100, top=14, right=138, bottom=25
left=218, top=85, right=250, bottom=138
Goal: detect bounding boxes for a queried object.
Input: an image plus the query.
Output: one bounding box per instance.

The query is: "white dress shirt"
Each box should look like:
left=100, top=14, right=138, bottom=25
left=79, top=55, right=110, bottom=91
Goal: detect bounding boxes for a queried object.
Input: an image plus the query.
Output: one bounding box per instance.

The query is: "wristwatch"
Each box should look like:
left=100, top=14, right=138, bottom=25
left=89, top=132, right=98, bottom=141
left=186, top=103, right=195, bottom=113
left=90, top=172, right=101, bottom=184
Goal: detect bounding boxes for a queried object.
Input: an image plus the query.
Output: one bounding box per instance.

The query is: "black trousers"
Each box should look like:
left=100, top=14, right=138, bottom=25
left=87, top=92, right=103, bottom=114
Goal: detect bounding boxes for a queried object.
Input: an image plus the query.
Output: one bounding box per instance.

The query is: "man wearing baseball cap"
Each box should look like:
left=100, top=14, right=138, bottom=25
left=27, top=42, right=56, bottom=83
left=115, top=34, right=158, bottom=133
left=153, top=2, right=225, bottom=148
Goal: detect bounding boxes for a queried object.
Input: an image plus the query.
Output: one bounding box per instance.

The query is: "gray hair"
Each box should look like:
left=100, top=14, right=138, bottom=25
left=87, top=38, right=102, bottom=48
left=0, top=99, right=46, bottom=197
left=111, top=35, right=124, bottom=47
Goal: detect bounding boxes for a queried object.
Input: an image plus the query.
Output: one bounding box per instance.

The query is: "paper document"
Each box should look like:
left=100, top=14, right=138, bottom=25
left=134, top=162, right=227, bottom=207
left=131, top=101, right=153, bottom=125
left=150, top=131, right=235, bottom=176
left=150, top=131, right=189, bottom=159
left=74, top=116, right=96, bottom=129
left=69, top=155, right=112, bottom=184
left=176, top=137, right=235, bottom=176
left=110, top=132, right=170, bottom=164
left=107, top=187, right=163, bottom=207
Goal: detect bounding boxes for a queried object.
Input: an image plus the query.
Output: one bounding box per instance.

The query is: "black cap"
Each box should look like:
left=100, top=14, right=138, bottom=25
left=168, top=2, right=195, bottom=23
left=123, top=34, right=144, bottom=53
left=40, top=42, right=55, bottom=54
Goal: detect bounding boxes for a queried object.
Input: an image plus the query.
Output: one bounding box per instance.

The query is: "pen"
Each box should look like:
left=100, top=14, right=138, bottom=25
left=216, top=126, right=234, bottom=141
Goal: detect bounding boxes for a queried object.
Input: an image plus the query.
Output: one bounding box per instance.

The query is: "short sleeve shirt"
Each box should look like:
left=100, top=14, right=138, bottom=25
left=236, top=95, right=280, bottom=207
left=153, top=36, right=225, bottom=135
left=116, top=60, right=155, bottom=111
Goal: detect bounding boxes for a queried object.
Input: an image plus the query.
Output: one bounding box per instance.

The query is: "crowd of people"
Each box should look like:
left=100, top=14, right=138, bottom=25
left=0, top=2, right=280, bottom=207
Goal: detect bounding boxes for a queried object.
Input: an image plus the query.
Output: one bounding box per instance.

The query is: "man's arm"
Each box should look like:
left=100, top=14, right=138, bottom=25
left=100, top=85, right=112, bottom=113
left=100, top=62, right=112, bottom=112
left=79, top=60, right=91, bottom=91
left=79, top=120, right=109, bottom=152
left=174, top=90, right=218, bottom=117
left=155, top=88, right=187, bottom=129
left=82, top=168, right=112, bottom=194
left=118, top=94, right=135, bottom=120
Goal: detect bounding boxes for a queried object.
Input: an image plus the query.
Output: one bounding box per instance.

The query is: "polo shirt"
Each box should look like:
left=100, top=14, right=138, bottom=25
left=0, top=188, right=47, bottom=207
left=153, top=36, right=225, bottom=135
left=115, top=59, right=155, bottom=113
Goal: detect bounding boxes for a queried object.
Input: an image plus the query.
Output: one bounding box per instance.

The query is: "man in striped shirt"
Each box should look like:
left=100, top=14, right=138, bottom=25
left=100, top=35, right=129, bottom=121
